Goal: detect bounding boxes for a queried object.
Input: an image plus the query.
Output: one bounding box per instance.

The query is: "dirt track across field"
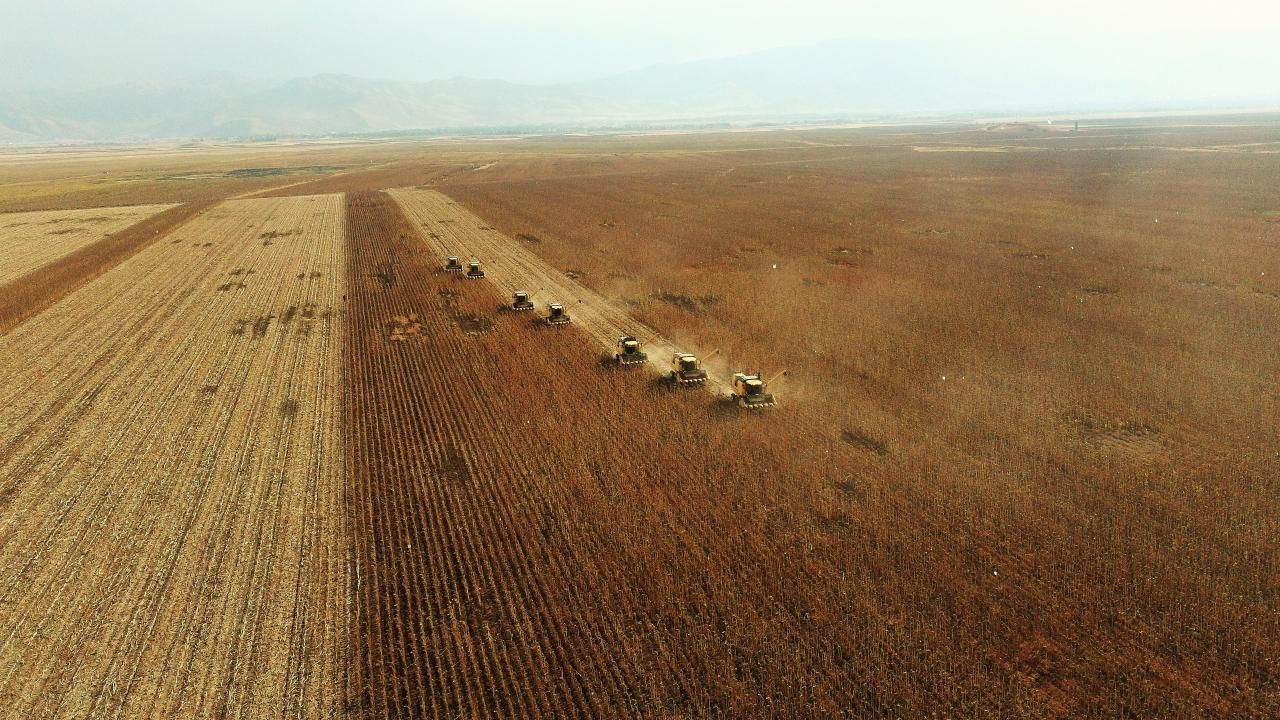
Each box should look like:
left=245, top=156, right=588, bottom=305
left=389, top=187, right=733, bottom=395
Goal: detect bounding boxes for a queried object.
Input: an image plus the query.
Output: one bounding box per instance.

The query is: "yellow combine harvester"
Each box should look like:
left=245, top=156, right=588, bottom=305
left=444, top=256, right=463, bottom=272
left=614, top=336, right=647, bottom=366
left=545, top=303, right=571, bottom=326
left=731, top=371, right=781, bottom=409
left=511, top=290, right=534, bottom=311
left=669, top=351, right=708, bottom=385
left=464, top=258, right=485, bottom=279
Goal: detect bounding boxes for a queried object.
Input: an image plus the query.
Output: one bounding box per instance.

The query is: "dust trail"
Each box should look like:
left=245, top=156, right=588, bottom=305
left=388, top=187, right=734, bottom=396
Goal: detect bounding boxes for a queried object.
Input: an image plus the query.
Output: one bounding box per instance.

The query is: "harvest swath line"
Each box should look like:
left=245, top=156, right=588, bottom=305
left=0, top=194, right=348, bottom=717
left=389, top=187, right=734, bottom=395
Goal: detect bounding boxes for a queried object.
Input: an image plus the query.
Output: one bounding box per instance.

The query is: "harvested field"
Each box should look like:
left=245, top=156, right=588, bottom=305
left=0, top=194, right=348, bottom=717
left=0, top=201, right=219, bottom=335
left=0, top=119, right=1276, bottom=718
left=0, top=203, right=174, bottom=284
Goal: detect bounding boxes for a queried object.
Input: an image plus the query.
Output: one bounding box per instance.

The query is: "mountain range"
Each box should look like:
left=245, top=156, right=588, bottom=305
left=2, top=38, right=1275, bottom=143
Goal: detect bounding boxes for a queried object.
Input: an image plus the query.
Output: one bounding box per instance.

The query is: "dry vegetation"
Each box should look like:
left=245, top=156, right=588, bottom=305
left=0, top=119, right=1276, bottom=718
left=0, top=203, right=174, bottom=284
left=0, top=201, right=219, bottom=334
left=0, top=195, right=348, bottom=717
left=440, top=130, right=1280, bottom=716
left=344, top=191, right=903, bottom=717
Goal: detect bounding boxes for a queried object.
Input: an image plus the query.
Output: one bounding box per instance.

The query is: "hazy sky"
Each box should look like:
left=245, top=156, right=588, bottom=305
left=3, top=0, right=1279, bottom=91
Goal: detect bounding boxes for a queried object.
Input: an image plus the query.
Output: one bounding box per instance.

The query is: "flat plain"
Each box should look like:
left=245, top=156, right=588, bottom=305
left=0, top=117, right=1276, bottom=718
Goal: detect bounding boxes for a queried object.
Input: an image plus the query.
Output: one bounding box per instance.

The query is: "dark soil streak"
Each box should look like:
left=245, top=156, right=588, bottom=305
left=0, top=201, right=217, bottom=335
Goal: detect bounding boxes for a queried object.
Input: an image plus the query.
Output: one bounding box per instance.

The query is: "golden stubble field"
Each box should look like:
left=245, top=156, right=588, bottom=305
left=0, top=204, right=175, bottom=284
left=0, top=194, right=347, bottom=717
left=0, top=119, right=1277, bottom=718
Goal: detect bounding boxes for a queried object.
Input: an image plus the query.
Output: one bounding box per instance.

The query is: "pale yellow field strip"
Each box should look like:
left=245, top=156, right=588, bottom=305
left=0, top=194, right=348, bottom=719
left=388, top=186, right=733, bottom=395
left=0, top=204, right=176, bottom=284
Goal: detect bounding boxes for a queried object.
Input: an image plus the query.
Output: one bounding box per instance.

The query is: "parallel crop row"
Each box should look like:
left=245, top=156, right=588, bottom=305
left=346, top=190, right=1037, bottom=717
left=0, top=194, right=349, bottom=718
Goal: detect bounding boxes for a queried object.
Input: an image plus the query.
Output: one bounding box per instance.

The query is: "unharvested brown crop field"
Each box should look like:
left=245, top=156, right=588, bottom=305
left=1, top=117, right=1277, bottom=718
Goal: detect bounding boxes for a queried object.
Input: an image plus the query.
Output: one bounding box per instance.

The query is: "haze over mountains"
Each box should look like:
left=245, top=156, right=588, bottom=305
left=1, top=38, right=1275, bottom=143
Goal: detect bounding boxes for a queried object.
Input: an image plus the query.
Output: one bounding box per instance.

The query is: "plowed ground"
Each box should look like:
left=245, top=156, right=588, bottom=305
left=0, top=194, right=348, bottom=718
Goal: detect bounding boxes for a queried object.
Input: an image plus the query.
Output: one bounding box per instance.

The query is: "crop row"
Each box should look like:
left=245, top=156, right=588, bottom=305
left=346, top=190, right=1061, bottom=717
left=0, top=194, right=349, bottom=717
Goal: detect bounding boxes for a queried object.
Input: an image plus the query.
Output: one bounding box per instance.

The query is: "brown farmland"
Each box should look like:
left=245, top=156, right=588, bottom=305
left=0, top=118, right=1277, bottom=718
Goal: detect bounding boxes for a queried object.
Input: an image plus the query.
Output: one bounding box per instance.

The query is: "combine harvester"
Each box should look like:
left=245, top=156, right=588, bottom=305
left=444, top=256, right=464, bottom=272
left=614, top=335, right=647, bottom=366
left=511, top=290, right=535, bottom=311
left=545, top=303, right=571, bottom=327
left=730, top=370, right=783, bottom=409
left=464, top=258, right=485, bottom=279
left=670, top=350, right=716, bottom=385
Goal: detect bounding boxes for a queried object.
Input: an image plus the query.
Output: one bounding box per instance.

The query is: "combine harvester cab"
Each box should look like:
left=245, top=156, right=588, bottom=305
left=511, top=290, right=534, bottom=311
left=731, top=372, right=777, bottom=409
left=670, top=352, right=707, bottom=385
left=445, top=255, right=464, bottom=272
left=614, top=335, right=647, bottom=366
left=465, top=258, right=485, bottom=279
left=545, top=302, right=571, bottom=326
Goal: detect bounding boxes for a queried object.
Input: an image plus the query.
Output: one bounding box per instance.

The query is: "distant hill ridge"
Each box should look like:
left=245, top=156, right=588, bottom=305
left=1, top=38, right=1274, bottom=143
